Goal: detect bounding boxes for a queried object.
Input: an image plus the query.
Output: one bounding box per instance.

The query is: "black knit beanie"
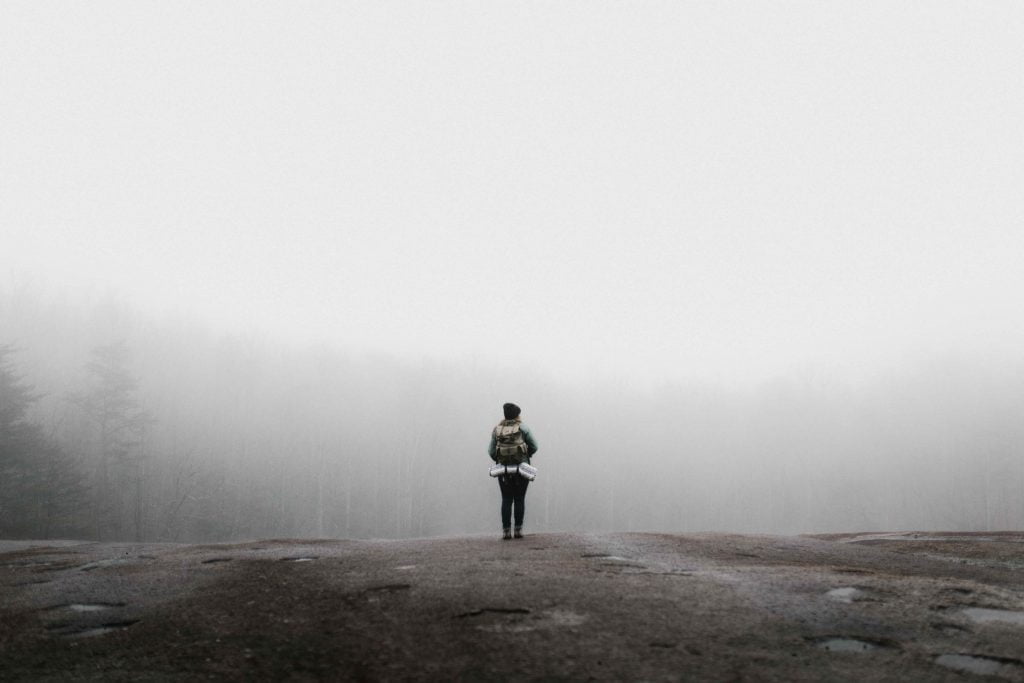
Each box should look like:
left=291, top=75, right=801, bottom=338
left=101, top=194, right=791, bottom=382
left=503, top=402, right=521, bottom=420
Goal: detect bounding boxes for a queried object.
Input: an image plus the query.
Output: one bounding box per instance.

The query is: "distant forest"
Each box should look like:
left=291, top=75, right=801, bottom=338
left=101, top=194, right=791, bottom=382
left=2, top=284, right=1023, bottom=542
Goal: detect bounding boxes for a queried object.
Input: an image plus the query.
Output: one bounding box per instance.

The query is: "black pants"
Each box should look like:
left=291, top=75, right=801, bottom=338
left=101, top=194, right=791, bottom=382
left=498, top=475, right=529, bottom=529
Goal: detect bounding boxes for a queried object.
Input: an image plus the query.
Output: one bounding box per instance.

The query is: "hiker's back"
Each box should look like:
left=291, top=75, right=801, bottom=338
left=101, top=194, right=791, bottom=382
left=493, top=419, right=528, bottom=465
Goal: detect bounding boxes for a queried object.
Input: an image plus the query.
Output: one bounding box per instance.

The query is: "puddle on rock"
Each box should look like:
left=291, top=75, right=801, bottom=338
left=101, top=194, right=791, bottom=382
left=827, top=587, right=861, bottom=603
left=935, top=654, right=1024, bottom=677
left=456, top=607, right=530, bottom=619
left=69, top=603, right=122, bottom=612
left=281, top=556, right=318, bottom=563
left=458, top=607, right=585, bottom=633
left=67, top=620, right=140, bottom=638
left=581, top=554, right=632, bottom=561
left=50, top=619, right=139, bottom=638
left=812, top=637, right=885, bottom=653
left=962, top=608, right=1024, bottom=626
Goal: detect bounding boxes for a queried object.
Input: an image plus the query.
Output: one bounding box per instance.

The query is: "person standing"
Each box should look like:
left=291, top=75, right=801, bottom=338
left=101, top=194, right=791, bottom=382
left=489, top=402, right=539, bottom=540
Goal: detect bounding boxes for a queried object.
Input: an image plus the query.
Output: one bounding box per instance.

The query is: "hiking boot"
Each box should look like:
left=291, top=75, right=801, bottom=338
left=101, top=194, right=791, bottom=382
left=513, top=527, right=523, bottom=539
left=502, top=528, right=512, bottom=540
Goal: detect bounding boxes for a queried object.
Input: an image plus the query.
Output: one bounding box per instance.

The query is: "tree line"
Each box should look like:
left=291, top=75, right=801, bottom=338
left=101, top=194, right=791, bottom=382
left=2, top=287, right=1024, bottom=541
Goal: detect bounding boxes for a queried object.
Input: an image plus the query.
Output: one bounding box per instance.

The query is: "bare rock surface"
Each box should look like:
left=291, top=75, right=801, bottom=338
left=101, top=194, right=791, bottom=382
left=2, top=532, right=1024, bottom=681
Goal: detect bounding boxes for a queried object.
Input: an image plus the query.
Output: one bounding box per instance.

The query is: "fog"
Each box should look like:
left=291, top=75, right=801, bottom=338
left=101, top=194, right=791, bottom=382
left=3, top=3, right=1024, bottom=540
left=2, top=286, right=1023, bottom=541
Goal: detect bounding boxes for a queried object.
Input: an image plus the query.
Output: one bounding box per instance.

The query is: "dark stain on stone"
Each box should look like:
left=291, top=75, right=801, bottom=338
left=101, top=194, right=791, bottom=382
left=455, top=607, right=531, bottom=619
left=367, top=583, right=411, bottom=593
left=45, top=622, right=73, bottom=632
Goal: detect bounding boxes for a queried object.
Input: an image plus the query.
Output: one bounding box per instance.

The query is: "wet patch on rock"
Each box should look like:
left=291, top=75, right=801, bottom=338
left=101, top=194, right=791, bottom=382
left=78, top=559, right=135, bottom=572
left=44, top=602, right=125, bottom=613
left=826, top=586, right=884, bottom=603
left=367, top=583, right=411, bottom=594
left=962, top=607, right=1024, bottom=626
left=582, top=554, right=635, bottom=562
left=456, top=607, right=531, bottom=619
left=599, top=562, right=647, bottom=569
left=202, top=558, right=233, bottom=564
left=47, top=619, right=140, bottom=638
left=931, top=621, right=970, bottom=635
left=808, top=636, right=898, bottom=653
left=3, top=559, right=58, bottom=569
left=935, top=653, right=1024, bottom=677
left=456, top=607, right=585, bottom=633
left=10, top=578, right=53, bottom=586
left=826, top=587, right=861, bottom=603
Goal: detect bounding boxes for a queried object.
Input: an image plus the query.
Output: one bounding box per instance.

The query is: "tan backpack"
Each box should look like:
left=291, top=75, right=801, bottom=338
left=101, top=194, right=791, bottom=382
left=494, top=420, right=528, bottom=465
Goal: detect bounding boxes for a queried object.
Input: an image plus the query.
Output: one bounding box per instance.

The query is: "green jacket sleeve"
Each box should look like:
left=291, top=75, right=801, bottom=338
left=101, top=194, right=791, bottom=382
left=521, top=424, right=539, bottom=457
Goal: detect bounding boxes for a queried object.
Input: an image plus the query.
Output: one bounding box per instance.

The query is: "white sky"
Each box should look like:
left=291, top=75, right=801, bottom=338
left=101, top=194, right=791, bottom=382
left=3, top=2, right=1023, bottom=386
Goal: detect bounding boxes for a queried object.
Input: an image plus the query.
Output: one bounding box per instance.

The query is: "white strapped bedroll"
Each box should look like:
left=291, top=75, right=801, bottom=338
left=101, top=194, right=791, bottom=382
left=489, top=463, right=538, bottom=481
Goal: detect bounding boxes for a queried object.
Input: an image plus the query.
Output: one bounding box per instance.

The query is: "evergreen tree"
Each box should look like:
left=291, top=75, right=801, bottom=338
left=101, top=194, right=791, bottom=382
left=70, top=342, right=154, bottom=540
left=0, top=344, right=87, bottom=538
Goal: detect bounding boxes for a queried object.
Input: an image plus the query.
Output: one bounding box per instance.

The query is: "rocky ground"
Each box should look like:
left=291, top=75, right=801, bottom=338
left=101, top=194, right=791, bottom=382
left=2, top=531, right=1023, bottom=681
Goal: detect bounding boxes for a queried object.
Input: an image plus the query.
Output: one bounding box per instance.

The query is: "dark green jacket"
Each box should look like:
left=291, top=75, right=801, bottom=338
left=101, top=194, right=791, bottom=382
left=488, top=420, right=539, bottom=464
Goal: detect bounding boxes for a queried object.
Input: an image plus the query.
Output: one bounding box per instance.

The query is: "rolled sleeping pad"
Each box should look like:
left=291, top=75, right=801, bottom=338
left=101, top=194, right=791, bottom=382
left=489, top=464, right=538, bottom=479
left=517, top=463, right=538, bottom=481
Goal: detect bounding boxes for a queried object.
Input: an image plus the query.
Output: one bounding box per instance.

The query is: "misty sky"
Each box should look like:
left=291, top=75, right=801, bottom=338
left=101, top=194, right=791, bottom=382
left=3, top=2, right=1023, bottom=386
